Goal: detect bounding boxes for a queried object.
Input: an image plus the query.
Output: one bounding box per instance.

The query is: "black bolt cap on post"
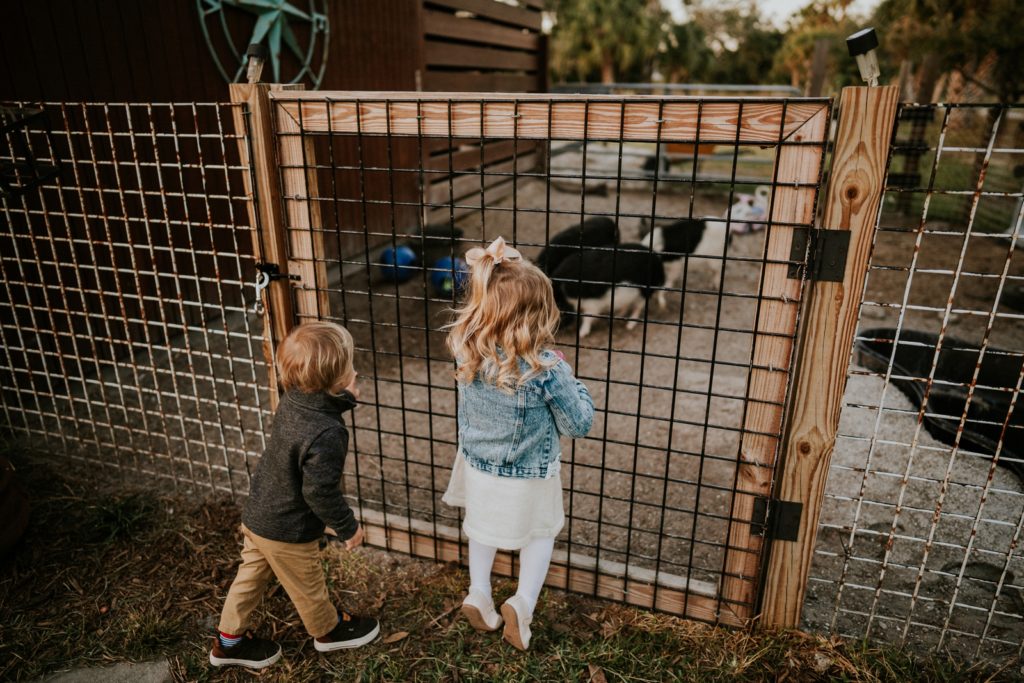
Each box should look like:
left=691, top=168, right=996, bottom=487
left=846, top=27, right=878, bottom=57
left=247, top=42, right=269, bottom=61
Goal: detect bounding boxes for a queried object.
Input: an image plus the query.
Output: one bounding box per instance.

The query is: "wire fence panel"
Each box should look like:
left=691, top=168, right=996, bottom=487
left=268, top=92, right=831, bottom=622
left=0, top=101, right=270, bottom=496
left=807, top=102, right=1024, bottom=661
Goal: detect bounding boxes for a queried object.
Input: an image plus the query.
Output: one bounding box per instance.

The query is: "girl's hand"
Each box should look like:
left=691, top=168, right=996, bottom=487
left=344, top=372, right=360, bottom=401
left=553, top=349, right=566, bottom=362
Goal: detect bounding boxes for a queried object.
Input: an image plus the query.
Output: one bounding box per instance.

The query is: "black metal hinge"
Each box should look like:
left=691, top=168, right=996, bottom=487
left=787, top=227, right=851, bottom=282
left=751, top=497, right=803, bottom=542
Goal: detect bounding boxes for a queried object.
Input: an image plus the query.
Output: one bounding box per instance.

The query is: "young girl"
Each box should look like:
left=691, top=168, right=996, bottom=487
left=443, top=236, right=594, bottom=651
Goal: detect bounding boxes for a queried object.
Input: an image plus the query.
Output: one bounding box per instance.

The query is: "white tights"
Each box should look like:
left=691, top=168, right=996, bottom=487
left=468, top=537, right=554, bottom=616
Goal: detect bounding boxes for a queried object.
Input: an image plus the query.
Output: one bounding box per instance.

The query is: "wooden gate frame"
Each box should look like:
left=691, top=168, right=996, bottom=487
left=230, top=85, right=897, bottom=627
left=758, top=85, right=899, bottom=626
left=229, top=82, right=331, bottom=409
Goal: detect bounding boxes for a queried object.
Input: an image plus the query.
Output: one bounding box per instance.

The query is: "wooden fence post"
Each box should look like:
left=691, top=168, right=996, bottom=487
left=759, top=85, right=899, bottom=626
left=231, top=83, right=331, bottom=408
left=230, top=83, right=301, bottom=408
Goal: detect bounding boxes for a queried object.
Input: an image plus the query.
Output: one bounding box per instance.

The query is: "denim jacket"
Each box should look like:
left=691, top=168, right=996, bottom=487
left=458, top=350, right=594, bottom=479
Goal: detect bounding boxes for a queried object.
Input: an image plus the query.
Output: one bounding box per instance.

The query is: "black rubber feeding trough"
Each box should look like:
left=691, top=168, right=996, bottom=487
left=855, top=328, right=1024, bottom=482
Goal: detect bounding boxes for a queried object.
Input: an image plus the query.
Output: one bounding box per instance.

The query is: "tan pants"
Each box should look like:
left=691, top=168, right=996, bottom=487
left=218, top=524, right=338, bottom=638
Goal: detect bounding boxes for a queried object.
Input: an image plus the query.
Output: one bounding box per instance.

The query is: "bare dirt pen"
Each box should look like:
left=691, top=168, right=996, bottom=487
left=328, top=149, right=1024, bottom=655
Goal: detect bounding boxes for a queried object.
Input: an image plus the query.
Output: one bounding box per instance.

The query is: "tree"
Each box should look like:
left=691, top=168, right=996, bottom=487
left=772, top=0, right=861, bottom=94
left=873, top=0, right=1024, bottom=103
left=548, top=0, right=664, bottom=84
left=689, top=3, right=786, bottom=85
left=664, top=1, right=786, bottom=86
left=657, top=20, right=713, bottom=83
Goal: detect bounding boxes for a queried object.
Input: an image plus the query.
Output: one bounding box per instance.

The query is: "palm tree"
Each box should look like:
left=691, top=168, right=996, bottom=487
left=549, top=0, right=664, bottom=84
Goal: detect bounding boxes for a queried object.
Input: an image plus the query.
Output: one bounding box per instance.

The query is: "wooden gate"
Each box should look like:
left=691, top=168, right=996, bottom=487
left=230, top=84, right=898, bottom=626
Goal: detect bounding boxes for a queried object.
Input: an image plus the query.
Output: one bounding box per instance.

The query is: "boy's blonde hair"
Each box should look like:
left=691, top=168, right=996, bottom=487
left=446, top=240, right=560, bottom=391
left=277, top=321, right=355, bottom=394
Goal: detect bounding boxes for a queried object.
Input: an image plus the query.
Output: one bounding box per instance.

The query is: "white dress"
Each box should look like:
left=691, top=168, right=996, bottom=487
left=442, top=451, right=565, bottom=550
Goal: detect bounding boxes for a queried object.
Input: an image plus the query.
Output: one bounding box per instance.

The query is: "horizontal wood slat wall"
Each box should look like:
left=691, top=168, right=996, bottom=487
left=422, top=72, right=539, bottom=93
left=422, top=10, right=541, bottom=52
left=426, top=151, right=538, bottom=203
left=425, top=0, right=543, bottom=31
left=417, top=0, right=546, bottom=226
left=424, top=42, right=540, bottom=72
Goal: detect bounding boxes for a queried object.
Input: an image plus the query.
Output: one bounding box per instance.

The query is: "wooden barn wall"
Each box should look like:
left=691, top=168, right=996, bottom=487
left=0, top=1, right=421, bottom=332
left=418, top=0, right=546, bottom=224
left=0, top=0, right=425, bottom=101
left=0, top=1, right=547, bottom=341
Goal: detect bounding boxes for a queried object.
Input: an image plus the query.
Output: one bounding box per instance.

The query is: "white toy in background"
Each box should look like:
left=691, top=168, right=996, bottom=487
left=726, top=186, right=770, bottom=234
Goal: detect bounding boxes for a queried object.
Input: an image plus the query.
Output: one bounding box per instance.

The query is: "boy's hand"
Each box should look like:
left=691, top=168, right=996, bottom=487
left=344, top=525, right=364, bottom=550
left=344, top=373, right=360, bottom=401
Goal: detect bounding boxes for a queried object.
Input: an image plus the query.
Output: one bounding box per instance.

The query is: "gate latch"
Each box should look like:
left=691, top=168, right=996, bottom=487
left=787, top=227, right=851, bottom=282
left=751, top=497, right=802, bottom=542
left=252, top=262, right=299, bottom=315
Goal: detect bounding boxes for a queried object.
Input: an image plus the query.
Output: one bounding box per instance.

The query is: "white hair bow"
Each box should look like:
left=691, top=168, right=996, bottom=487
left=465, top=236, right=522, bottom=267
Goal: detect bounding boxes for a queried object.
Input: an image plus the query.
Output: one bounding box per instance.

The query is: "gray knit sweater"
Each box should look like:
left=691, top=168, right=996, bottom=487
left=242, top=390, right=359, bottom=543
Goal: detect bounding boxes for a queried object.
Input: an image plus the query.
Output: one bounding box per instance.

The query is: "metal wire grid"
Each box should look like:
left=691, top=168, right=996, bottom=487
left=0, top=101, right=269, bottom=496
left=807, top=103, right=1024, bottom=661
left=273, top=95, right=830, bottom=619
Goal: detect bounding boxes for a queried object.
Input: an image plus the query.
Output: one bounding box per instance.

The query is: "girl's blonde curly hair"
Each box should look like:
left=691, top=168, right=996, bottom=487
left=446, top=238, right=560, bottom=391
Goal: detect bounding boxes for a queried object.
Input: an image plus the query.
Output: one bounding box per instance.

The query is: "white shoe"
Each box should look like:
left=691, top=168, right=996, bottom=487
left=461, top=588, right=502, bottom=632
left=500, top=594, right=533, bottom=651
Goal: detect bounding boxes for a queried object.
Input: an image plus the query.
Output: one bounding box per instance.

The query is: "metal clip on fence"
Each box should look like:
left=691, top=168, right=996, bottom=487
left=252, top=262, right=299, bottom=316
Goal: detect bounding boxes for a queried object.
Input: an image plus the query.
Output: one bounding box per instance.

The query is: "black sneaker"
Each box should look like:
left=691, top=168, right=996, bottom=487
left=209, top=631, right=282, bottom=668
left=314, top=612, right=380, bottom=652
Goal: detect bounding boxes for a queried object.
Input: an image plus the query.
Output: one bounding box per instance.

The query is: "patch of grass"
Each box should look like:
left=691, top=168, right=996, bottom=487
left=81, top=494, right=156, bottom=543
left=1, top=452, right=1018, bottom=683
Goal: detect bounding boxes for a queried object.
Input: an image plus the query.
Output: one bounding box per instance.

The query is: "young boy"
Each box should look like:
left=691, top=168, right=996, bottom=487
left=209, top=321, right=379, bottom=669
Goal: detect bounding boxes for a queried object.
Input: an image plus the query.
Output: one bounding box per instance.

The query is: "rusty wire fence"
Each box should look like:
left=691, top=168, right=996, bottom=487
left=806, top=103, right=1024, bottom=661
left=0, top=101, right=270, bottom=496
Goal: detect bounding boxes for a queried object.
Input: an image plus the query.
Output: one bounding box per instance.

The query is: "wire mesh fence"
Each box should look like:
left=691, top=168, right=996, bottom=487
left=0, top=101, right=269, bottom=496
left=806, top=102, right=1024, bottom=660
left=9, top=92, right=1019, bottom=662
left=268, top=92, right=832, bottom=622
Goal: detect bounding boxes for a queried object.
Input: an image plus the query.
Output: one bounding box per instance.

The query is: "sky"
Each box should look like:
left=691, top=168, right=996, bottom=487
left=661, top=0, right=881, bottom=28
